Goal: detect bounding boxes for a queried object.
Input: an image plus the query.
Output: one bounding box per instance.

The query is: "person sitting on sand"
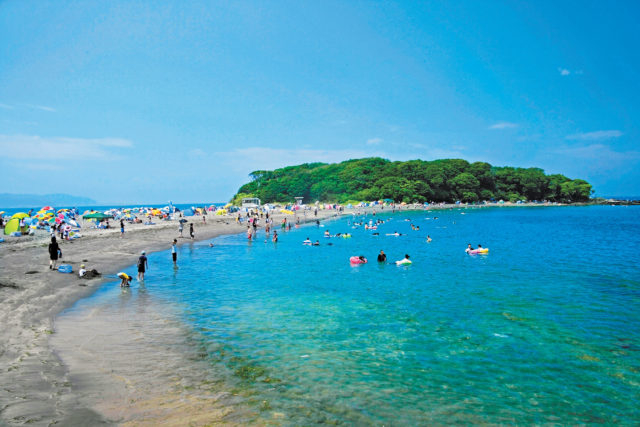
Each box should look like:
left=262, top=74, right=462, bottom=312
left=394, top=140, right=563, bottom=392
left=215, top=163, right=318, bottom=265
left=377, top=250, right=387, bottom=262
left=48, top=236, right=61, bottom=270
left=78, top=264, right=87, bottom=278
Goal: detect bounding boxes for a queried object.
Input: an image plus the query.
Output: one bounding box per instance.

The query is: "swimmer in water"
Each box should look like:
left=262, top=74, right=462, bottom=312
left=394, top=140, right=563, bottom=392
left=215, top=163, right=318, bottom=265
left=427, top=235, right=432, bottom=242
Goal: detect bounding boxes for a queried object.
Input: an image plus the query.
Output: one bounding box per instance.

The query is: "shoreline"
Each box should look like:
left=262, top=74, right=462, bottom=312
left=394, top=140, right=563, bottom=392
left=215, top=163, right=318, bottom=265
left=0, top=209, right=337, bottom=425
left=0, top=201, right=604, bottom=425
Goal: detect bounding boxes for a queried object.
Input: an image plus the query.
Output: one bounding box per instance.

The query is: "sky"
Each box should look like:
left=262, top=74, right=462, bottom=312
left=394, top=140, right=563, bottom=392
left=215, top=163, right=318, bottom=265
left=1, top=0, right=639, bottom=204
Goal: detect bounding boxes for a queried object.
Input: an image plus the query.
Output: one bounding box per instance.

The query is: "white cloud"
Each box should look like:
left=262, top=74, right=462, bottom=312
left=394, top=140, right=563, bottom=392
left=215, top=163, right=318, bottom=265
left=366, top=137, right=383, bottom=145
left=26, top=104, right=56, bottom=112
left=488, top=122, right=518, bottom=130
left=558, top=68, right=583, bottom=76
left=0, top=103, right=14, bottom=110
left=565, top=130, right=623, bottom=141
left=0, top=134, right=133, bottom=160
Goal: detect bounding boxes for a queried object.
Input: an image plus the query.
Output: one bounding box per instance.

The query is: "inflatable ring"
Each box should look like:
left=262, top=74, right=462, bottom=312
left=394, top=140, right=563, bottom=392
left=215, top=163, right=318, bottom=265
left=58, top=264, right=73, bottom=273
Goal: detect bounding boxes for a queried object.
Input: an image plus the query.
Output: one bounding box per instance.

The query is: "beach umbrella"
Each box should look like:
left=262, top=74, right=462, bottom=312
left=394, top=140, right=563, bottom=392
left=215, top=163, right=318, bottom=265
left=41, top=206, right=53, bottom=211
left=83, top=212, right=112, bottom=219
left=179, top=218, right=188, bottom=223
left=11, top=212, right=30, bottom=220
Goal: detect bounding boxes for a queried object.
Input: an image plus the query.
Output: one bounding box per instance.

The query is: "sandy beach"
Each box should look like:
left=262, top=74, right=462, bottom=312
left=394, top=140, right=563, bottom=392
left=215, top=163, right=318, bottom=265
left=0, top=209, right=338, bottom=425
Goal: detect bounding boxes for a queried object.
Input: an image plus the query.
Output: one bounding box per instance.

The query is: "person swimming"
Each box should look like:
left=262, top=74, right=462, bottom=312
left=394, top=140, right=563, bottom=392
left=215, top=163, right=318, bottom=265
left=377, top=250, right=387, bottom=262
left=303, top=237, right=312, bottom=245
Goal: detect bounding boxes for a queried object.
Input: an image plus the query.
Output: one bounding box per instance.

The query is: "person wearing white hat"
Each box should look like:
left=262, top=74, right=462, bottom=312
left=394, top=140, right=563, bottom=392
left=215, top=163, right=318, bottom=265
left=137, top=250, right=148, bottom=281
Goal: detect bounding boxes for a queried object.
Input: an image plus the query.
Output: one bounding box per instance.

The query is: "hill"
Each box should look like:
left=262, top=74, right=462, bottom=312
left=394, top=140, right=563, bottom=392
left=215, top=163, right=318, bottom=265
left=232, top=157, right=592, bottom=204
left=0, top=193, right=97, bottom=208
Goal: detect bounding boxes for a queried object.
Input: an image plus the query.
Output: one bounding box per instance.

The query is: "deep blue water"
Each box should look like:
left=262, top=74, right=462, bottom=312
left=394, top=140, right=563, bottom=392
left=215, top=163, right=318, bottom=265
left=59, top=206, right=640, bottom=424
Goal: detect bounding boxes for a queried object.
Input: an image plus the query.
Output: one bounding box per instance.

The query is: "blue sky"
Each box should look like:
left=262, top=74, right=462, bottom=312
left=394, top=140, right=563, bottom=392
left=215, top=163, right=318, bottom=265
left=1, top=0, right=638, bottom=203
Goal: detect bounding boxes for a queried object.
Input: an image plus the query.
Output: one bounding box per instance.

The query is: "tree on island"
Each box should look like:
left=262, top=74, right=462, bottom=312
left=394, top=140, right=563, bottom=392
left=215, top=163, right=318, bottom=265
left=231, top=157, right=593, bottom=204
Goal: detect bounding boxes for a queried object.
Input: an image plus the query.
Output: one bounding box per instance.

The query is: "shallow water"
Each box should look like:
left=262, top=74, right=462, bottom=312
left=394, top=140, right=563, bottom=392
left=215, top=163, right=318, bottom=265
left=54, top=206, right=640, bottom=424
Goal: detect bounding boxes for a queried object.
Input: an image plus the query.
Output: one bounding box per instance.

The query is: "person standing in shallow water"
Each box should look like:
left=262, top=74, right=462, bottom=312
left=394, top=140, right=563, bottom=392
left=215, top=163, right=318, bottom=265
left=137, top=250, right=148, bottom=281
left=171, top=239, right=178, bottom=268
left=48, top=236, right=61, bottom=270
left=189, top=223, right=194, bottom=240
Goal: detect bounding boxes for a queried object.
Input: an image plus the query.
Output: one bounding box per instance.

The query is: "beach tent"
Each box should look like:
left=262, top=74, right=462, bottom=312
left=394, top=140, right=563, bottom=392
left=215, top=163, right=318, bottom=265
left=4, top=218, right=21, bottom=235
left=83, top=212, right=112, bottom=220
left=183, top=209, right=194, bottom=216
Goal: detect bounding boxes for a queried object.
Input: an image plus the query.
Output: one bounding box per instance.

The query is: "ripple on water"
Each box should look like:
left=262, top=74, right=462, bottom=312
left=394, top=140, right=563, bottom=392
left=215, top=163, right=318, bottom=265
left=54, top=206, right=640, bottom=424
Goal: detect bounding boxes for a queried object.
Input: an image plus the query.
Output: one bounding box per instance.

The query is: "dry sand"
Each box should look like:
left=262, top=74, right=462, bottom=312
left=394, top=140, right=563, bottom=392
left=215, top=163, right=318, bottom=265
left=0, top=210, right=336, bottom=426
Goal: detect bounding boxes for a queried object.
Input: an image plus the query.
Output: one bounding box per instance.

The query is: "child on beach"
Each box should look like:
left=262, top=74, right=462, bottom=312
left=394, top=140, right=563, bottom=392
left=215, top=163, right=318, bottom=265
left=189, top=223, right=194, bottom=240
left=118, top=272, right=132, bottom=287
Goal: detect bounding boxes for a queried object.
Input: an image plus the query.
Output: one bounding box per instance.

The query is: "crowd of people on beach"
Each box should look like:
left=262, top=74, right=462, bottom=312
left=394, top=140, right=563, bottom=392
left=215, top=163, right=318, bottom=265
left=40, top=204, right=489, bottom=289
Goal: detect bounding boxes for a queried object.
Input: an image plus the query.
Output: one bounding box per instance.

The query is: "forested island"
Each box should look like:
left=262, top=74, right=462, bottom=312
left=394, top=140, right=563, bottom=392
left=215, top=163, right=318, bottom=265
left=232, top=158, right=592, bottom=204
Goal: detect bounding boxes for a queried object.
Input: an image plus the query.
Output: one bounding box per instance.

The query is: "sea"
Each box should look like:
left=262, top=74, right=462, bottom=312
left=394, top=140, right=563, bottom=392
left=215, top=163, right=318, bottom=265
left=51, top=205, right=640, bottom=424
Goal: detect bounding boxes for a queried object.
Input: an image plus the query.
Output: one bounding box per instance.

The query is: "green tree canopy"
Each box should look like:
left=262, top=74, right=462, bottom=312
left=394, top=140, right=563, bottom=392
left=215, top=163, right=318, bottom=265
left=231, top=157, right=592, bottom=204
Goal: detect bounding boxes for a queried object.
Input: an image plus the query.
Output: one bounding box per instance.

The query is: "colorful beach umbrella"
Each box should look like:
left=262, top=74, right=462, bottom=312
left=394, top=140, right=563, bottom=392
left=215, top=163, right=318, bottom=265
left=11, top=212, right=30, bottom=220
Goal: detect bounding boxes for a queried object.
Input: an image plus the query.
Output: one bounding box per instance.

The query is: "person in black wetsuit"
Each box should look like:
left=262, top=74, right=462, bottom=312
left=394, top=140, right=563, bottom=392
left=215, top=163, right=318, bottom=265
left=377, top=250, right=387, bottom=262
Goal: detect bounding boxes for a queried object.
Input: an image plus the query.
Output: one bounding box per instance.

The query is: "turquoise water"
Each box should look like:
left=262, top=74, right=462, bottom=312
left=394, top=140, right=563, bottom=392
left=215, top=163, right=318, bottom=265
left=60, top=206, right=640, bottom=424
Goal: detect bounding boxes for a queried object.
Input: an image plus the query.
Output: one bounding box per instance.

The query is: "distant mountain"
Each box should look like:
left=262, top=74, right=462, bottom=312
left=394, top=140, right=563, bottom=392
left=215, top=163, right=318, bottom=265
left=0, top=193, right=97, bottom=208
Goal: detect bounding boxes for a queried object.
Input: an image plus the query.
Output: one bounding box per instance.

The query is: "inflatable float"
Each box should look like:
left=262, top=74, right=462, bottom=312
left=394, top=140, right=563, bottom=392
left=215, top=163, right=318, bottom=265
left=396, top=259, right=412, bottom=266
left=57, top=264, right=73, bottom=273
left=467, top=248, right=489, bottom=254
left=350, top=256, right=367, bottom=264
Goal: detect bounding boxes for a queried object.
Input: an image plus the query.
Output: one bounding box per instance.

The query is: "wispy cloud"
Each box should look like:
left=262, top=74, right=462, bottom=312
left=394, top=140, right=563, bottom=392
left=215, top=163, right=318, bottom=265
left=26, top=104, right=56, bottom=112
left=565, top=130, right=623, bottom=141
left=488, top=122, right=518, bottom=130
left=0, top=102, right=14, bottom=110
left=0, top=135, right=133, bottom=160
left=366, top=137, right=382, bottom=145
left=558, top=68, right=583, bottom=77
